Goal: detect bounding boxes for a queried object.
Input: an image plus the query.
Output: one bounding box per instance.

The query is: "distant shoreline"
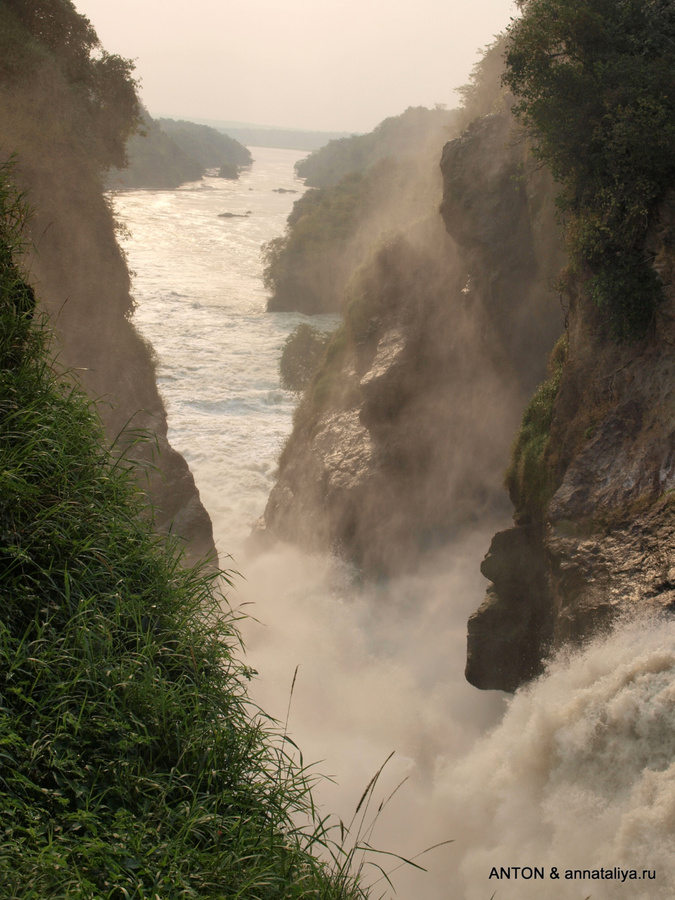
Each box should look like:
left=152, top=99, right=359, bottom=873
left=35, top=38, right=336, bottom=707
left=153, top=116, right=358, bottom=152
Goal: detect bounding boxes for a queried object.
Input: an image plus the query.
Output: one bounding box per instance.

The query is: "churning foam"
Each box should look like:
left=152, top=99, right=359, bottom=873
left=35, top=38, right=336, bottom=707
left=231, top=535, right=675, bottom=900
left=439, top=615, right=675, bottom=900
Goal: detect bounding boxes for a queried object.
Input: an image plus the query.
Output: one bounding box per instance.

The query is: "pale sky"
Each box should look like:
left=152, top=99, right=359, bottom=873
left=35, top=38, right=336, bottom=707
left=73, top=0, right=517, bottom=133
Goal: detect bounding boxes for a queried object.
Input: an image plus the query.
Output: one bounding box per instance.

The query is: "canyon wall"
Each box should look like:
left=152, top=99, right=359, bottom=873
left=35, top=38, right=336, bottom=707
left=258, top=110, right=565, bottom=577
left=0, top=2, right=215, bottom=562
left=469, top=191, right=675, bottom=690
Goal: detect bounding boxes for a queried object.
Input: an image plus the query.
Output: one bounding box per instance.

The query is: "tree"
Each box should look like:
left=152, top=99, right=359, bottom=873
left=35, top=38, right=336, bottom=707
left=503, top=0, right=675, bottom=339
left=2, top=0, right=140, bottom=170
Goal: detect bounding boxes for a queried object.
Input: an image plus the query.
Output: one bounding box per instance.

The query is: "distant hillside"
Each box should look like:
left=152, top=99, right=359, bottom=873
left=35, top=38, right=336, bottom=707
left=295, top=106, right=458, bottom=187
left=164, top=118, right=352, bottom=152
left=159, top=118, right=252, bottom=171
left=109, top=113, right=252, bottom=189
left=221, top=126, right=351, bottom=151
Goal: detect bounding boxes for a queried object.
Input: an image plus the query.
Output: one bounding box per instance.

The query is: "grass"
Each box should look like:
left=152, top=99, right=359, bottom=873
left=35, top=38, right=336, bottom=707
left=504, top=333, right=568, bottom=519
left=0, top=162, right=381, bottom=899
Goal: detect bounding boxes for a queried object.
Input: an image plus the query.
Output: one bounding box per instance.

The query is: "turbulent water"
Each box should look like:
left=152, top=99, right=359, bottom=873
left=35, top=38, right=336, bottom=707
left=114, top=147, right=335, bottom=551
left=114, top=148, right=675, bottom=900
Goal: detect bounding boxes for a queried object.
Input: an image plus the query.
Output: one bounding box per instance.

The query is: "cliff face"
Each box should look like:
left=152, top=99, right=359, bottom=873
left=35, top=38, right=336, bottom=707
left=259, top=111, right=564, bottom=576
left=467, top=192, right=675, bottom=692
left=0, top=6, right=215, bottom=563
left=23, top=164, right=216, bottom=562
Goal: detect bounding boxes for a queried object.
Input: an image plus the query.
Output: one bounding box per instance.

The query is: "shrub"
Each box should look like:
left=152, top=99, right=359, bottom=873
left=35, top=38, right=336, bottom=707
left=505, top=334, right=568, bottom=517
left=279, top=323, right=332, bottom=392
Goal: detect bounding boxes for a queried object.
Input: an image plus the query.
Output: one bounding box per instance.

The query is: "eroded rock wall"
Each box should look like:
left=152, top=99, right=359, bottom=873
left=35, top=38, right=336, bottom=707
left=259, top=111, right=564, bottom=578
left=469, top=193, right=675, bottom=691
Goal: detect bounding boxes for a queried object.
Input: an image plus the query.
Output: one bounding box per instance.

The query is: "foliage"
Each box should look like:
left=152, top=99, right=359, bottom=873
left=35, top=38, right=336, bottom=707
left=1, top=0, right=141, bottom=171
left=455, top=34, right=511, bottom=125
left=279, top=323, right=332, bottom=392
left=0, top=165, right=372, bottom=899
left=295, top=106, right=455, bottom=188
left=503, top=0, right=675, bottom=340
left=505, top=334, right=568, bottom=517
left=262, top=173, right=372, bottom=314
left=158, top=118, right=252, bottom=170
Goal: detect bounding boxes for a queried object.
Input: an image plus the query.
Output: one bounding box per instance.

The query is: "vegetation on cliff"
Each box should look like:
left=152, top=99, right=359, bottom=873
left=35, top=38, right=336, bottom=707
left=504, top=334, right=568, bottom=519
left=263, top=171, right=375, bottom=314
left=504, top=0, right=675, bottom=341
left=263, top=107, right=457, bottom=315
left=0, top=166, right=372, bottom=898
left=279, top=322, right=333, bottom=392
left=110, top=113, right=252, bottom=190
left=498, top=0, right=675, bottom=516
left=0, top=0, right=140, bottom=174
left=295, top=106, right=455, bottom=188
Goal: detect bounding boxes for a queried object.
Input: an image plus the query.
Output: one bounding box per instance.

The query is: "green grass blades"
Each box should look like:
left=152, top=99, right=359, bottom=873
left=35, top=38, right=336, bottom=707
left=0, top=160, right=372, bottom=899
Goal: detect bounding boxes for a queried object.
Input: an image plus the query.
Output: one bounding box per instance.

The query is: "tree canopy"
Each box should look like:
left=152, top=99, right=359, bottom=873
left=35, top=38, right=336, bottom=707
left=504, top=0, right=675, bottom=339
left=1, top=0, right=140, bottom=171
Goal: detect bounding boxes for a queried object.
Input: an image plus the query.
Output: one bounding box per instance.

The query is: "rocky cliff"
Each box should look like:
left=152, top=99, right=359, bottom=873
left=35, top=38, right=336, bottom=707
left=468, top=191, right=675, bottom=691
left=464, top=0, right=675, bottom=693
left=0, top=2, right=215, bottom=563
left=23, top=162, right=216, bottom=563
left=258, top=110, right=564, bottom=576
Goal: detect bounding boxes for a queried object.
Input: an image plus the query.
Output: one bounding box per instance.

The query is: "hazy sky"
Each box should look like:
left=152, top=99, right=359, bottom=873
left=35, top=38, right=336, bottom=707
left=73, top=0, right=517, bottom=133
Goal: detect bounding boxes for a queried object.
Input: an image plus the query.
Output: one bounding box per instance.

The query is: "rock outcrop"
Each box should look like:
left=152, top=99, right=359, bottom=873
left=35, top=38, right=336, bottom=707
left=258, top=111, right=564, bottom=577
left=468, top=192, right=675, bottom=691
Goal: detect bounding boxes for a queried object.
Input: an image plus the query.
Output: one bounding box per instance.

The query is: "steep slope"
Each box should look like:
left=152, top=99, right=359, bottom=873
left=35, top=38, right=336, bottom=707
left=467, top=0, right=675, bottom=692
left=258, top=107, right=564, bottom=576
left=0, top=0, right=215, bottom=561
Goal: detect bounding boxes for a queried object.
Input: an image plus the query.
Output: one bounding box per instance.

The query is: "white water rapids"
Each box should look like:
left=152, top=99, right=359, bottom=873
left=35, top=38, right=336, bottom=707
left=113, top=147, right=675, bottom=900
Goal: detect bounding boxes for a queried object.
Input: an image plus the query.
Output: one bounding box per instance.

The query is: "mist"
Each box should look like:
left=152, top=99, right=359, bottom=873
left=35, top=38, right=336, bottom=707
left=5, top=0, right=675, bottom=897
left=233, top=552, right=675, bottom=899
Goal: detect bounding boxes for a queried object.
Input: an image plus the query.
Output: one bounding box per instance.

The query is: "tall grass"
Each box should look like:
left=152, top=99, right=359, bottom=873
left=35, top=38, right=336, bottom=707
left=0, top=161, right=375, bottom=899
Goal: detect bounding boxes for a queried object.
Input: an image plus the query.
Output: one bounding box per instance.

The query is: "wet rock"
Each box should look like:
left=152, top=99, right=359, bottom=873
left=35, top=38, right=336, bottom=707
left=467, top=527, right=553, bottom=692
left=472, top=190, right=675, bottom=690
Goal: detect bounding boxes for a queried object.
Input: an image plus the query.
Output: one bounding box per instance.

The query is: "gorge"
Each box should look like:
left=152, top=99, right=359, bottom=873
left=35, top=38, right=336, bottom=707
left=1, top=0, right=675, bottom=898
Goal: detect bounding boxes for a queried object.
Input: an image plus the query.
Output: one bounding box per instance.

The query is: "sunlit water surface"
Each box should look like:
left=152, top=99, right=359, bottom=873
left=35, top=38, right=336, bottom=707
left=115, top=147, right=335, bottom=551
